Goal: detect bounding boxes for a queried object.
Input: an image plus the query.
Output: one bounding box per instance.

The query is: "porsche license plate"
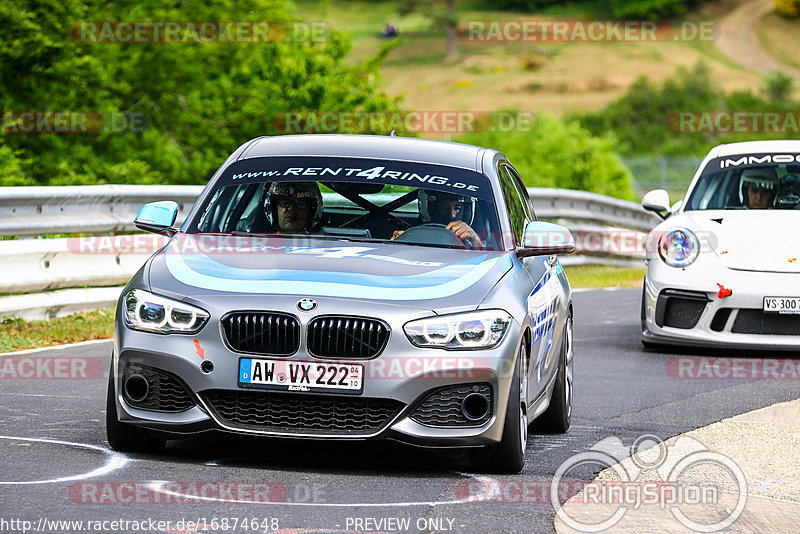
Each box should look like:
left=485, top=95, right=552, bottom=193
left=764, top=297, right=800, bottom=314
left=238, top=358, right=363, bottom=394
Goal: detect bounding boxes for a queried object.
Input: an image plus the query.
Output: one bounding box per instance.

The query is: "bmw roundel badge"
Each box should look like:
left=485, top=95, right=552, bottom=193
left=297, top=298, right=317, bottom=312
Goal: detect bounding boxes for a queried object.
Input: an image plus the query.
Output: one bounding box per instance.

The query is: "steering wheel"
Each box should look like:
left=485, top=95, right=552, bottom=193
left=391, top=223, right=467, bottom=248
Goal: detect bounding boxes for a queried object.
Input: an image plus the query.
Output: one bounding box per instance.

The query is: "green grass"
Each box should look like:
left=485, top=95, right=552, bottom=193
left=291, top=0, right=766, bottom=120
left=0, top=308, right=115, bottom=354
left=756, top=11, right=800, bottom=73
left=563, top=264, right=644, bottom=289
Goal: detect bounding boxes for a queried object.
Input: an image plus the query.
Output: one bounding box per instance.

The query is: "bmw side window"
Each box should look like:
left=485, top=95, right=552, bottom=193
left=498, top=163, right=527, bottom=245
left=504, top=164, right=535, bottom=221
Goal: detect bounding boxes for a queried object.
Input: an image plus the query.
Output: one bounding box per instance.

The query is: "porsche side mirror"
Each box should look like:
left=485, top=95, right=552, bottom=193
left=517, top=221, right=576, bottom=258
left=642, top=189, right=670, bottom=219
left=134, top=201, right=179, bottom=236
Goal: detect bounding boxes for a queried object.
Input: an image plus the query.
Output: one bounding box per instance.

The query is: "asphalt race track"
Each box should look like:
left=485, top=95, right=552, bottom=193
left=1, top=288, right=798, bottom=533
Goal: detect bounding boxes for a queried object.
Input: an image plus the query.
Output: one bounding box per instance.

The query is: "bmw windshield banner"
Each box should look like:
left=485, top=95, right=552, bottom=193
left=216, top=156, right=494, bottom=201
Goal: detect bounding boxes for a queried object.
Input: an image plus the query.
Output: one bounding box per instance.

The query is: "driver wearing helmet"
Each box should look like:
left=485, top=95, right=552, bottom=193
left=264, top=182, right=324, bottom=233
left=393, top=190, right=484, bottom=247
left=740, top=167, right=778, bottom=209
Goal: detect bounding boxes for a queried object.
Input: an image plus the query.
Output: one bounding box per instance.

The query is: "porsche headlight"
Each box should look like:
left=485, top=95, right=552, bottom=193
left=124, top=289, right=209, bottom=334
left=658, top=228, right=699, bottom=268
left=404, top=310, right=512, bottom=349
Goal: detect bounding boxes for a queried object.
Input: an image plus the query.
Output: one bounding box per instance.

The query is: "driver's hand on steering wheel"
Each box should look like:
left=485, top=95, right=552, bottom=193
left=447, top=220, right=484, bottom=248
left=391, top=230, right=404, bottom=240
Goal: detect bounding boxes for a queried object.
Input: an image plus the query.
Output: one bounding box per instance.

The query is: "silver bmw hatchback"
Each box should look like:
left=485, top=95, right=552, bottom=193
left=107, top=134, right=575, bottom=473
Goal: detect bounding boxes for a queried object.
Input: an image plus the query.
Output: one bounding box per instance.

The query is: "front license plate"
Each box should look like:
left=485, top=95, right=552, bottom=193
left=764, top=297, right=800, bottom=314
left=238, top=358, right=363, bottom=394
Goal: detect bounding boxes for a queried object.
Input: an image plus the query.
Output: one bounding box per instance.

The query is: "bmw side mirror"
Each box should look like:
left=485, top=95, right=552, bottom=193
left=642, top=189, right=670, bottom=219
left=134, top=201, right=179, bottom=236
left=517, top=221, right=576, bottom=258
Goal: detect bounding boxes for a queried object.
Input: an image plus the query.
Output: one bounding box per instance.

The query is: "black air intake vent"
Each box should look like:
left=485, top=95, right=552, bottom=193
left=122, top=364, right=194, bottom=412
left=203, top=390, right=403, bottom=435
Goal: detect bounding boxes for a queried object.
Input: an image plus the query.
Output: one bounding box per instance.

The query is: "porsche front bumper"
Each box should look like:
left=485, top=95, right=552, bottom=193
left=642, top=259, right=800, bottom=350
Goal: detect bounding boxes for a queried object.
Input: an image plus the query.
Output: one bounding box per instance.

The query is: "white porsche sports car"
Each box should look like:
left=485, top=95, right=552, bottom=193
left=641, top=140, right=800, bottom=350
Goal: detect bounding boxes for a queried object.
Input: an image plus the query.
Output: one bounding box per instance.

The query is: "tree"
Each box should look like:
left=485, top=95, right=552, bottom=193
left=0, top=0, right=399, bottom=186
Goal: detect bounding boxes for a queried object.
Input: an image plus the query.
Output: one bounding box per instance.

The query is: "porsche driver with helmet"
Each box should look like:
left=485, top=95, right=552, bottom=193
left=393, top=189, right=484, bottom=247
left=740, top=167, right=778, bottom=209
left=264, top=182, right=324, bottom=233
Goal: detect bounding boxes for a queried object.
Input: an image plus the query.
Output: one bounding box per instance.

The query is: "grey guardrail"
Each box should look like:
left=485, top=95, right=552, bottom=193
left=0, top=185, right=659, bottom=236
left=0, top=185, right=204, bottom=236
left=0, top=185, right=658, bottom=320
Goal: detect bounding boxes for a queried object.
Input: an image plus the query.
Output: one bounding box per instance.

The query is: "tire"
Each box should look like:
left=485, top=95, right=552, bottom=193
left=534, top=312, right=572, bottom=434
left=468, top=342, right=527, bottom=474
left=106, top=362, right=166, bottom=453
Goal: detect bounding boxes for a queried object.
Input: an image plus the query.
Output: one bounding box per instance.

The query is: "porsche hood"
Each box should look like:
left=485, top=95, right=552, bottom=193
left=684, top=210, right=800, bottom=273
left=146, top=234, right=513, bottom=309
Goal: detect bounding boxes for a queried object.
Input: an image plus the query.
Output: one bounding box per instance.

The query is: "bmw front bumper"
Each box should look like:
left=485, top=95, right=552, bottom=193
left=112, top=292, right=522, bottom=447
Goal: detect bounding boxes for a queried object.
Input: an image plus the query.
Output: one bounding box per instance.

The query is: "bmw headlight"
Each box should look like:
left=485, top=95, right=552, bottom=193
left=404, top=310, right=512, bottom=349
left=658, top=228, right=699, bottom=268
left=124, top=289, right=209, bottom=334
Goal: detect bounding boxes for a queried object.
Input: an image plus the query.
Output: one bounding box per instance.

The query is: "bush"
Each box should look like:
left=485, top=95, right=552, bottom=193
left=573, top=61, right=800, bottom=162
left=764, top=71, right=795, bottom=102
left=0, top=143, right=32, bottom=186
left=573, top=62, right=723, bottom=155
left=458, top=114, right=636, bottom=200
left=611, top=0, right=701, bottom=19
left=775, top=0, right=800, bottom=18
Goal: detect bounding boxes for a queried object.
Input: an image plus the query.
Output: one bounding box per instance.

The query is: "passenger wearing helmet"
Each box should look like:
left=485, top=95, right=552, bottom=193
left=740, top=168, right=778, bottom=209
left=393, top=189, right=484, bottom=247
left=264, top=182, right=324, bottom=233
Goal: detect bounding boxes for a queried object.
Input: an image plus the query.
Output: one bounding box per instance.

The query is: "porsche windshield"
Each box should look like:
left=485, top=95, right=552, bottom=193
left=187, top=157, right=503, bottom=250
left=685, top=157, right=800, bottom=211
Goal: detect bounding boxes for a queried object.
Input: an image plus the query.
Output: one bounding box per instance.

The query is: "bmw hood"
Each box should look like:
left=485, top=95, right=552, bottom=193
left=147, top=234, right=513, bottom=309
left=684, top=210, right=800, bottom=273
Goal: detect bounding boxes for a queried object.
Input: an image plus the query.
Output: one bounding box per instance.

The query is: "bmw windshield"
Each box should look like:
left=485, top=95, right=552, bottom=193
left=186, top=157, right=503, bottom=250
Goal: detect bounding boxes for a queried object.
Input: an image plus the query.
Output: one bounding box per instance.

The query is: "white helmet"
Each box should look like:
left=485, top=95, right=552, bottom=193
left=264, top=182, right=324, bottom=231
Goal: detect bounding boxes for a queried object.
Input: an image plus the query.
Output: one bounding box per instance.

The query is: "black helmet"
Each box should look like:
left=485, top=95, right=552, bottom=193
left=418, top=189, right=476, bottom=225
left=739, top=168, right=778, bottom=207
